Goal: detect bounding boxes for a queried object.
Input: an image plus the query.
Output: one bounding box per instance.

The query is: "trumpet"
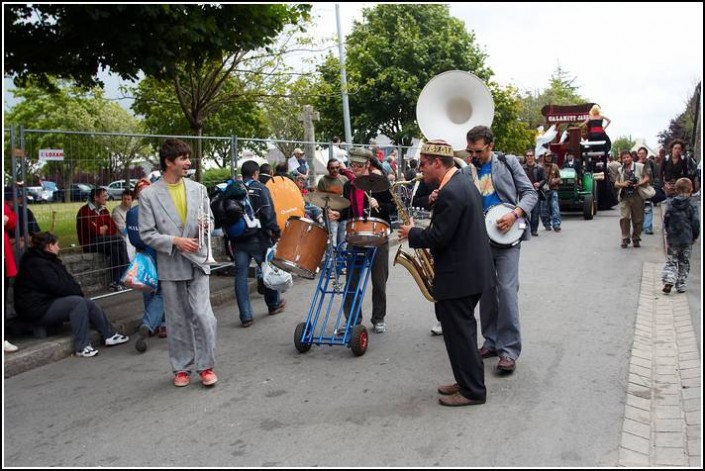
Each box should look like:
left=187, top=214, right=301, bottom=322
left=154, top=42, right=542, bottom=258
left=198, top=185, right=218, bottom=265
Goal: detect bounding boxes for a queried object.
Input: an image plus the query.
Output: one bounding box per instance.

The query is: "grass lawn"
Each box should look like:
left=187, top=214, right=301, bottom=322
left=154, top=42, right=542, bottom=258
left=28, top=201, right=123, bottom=247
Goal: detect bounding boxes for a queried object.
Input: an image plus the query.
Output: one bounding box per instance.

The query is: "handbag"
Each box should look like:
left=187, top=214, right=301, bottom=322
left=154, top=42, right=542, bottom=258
left=637, top=184, right=656, bottom=200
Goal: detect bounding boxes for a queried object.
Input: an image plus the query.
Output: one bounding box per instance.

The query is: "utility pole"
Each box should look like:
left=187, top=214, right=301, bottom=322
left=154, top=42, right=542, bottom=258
left=299, top=105, right=320, bottom=187
left=336, top=4, right=352, bottom=146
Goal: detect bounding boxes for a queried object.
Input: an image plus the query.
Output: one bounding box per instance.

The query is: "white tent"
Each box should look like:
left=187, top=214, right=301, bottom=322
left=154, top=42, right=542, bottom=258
left=630, top=139, right=657, bottom=157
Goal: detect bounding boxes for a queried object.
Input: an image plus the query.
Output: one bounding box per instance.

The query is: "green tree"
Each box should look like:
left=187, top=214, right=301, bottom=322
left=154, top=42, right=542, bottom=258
left=5, top=80, right=147, bottom=197
left=130, top=75, right=269, bottom=169
left=489, top=83, right=535, bottom=155
left=520, top=66, right=590, bottom=131
left=612, top=136, right=636, bottom=156
left=333, top=4, right=493, bottom=146
left=658, top=81, right=701, bottom=152
left=5, top=5, right=311, bottom=89
left=5, top=4, right=311, bottom=181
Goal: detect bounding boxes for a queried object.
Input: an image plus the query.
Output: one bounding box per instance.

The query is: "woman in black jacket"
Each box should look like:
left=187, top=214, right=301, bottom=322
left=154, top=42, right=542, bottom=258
left=14, top=232, right=129, bottom=357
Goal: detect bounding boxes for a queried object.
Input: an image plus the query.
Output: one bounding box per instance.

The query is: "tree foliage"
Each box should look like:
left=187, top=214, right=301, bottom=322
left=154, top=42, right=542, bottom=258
left=130, top=75, right=269, bottom=168
left=5, top=4, right=311, bottom=181
left=611, top=136, right=636, bottom=156
left=4, top=80, right=147, bottom=194
left=5, top=4, right=311, bottom=89
left=318, top=4, right=492, bottom=147
left=657, top=81, right=701, bottom=152
left=489, top=83, right=535, bottom=155
left=519, top=66, right=589, bottom=131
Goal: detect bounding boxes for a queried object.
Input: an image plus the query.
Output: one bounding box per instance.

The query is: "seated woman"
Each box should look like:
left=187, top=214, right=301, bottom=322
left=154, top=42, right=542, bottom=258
left=581, top=104, right=612, bottom=155
left=14, top=232, right=129, bottom=357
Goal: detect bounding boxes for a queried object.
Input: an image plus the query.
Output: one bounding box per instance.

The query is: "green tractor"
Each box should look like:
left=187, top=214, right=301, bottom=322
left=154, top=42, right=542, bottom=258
left=540, top=103, right=614, bottom=219
left=556, top=167, right=598, bottom=220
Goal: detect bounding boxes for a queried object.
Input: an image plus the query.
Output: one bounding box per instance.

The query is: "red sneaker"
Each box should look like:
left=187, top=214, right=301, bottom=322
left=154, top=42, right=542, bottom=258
left=173, top=371, right=190, bottom=387
left=200, top=368, right=218, bottom=386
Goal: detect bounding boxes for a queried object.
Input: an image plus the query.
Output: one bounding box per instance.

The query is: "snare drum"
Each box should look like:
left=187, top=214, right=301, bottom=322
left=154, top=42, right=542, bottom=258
left=484, top=203, right=526, bottom=248
left=272, top=217, right=328, bottom=279
left=345, top=217, right=390, bottom=247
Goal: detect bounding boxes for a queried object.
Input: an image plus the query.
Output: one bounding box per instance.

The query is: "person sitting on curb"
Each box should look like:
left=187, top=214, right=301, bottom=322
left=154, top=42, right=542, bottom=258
left=14, top=232, right=129, bottom=357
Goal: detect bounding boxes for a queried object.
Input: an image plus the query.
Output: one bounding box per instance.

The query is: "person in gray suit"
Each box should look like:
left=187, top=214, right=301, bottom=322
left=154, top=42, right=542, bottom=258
left=465, top=126, right=538, bottom=374
left=139, top=138, right=218, bottom=388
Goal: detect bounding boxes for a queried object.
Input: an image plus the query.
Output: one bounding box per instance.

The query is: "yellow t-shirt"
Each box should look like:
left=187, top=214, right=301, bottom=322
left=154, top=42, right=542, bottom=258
left=166, top=180, right=187, bottom=226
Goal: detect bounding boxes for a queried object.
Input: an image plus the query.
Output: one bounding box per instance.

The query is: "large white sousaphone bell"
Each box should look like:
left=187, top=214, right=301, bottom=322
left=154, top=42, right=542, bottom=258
left=416, top=70, right=495, bottom=151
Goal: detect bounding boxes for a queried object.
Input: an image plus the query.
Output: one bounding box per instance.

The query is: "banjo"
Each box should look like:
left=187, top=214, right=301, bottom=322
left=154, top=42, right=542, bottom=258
left=484, top=203, right=526, bottom=248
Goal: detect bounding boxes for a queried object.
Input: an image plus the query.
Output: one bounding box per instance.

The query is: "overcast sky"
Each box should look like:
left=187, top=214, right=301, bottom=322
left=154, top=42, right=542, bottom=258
left=309, top=2, right=703, bottom=150
left=5, top=3, right=702, bottom=150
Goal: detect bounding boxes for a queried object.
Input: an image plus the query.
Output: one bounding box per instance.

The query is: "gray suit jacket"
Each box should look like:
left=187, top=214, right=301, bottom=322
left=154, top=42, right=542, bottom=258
left=463, top=153, right=538, bottom=241
left=138, top=178, right=214, bottom=280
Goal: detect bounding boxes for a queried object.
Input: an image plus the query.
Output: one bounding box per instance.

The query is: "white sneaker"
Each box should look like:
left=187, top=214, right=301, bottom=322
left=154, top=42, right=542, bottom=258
left=76, top=345, right=99, bottom=357
left=105, top=333, right=129, bottom=346
left=4, top=340, right=19, bottom=353
left=373, top=322, right=386, bottom=334
left=430, top=322, right=443, bottom=336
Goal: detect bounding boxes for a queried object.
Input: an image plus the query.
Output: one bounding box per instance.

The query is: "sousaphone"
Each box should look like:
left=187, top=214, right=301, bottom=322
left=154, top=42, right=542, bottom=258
left=416, top=70, right=495, bottom=151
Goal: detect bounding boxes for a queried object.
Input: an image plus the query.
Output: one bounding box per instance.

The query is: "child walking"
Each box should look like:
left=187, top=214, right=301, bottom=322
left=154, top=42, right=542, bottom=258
left=662, top=178, right=700, bottom=294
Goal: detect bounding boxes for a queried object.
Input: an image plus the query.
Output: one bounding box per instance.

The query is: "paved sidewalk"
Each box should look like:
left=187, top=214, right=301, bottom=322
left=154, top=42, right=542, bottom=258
left=618, top=262, right=701, bottom=467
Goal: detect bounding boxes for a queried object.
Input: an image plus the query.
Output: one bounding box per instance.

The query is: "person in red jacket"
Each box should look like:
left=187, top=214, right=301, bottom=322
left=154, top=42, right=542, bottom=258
left=76, top=188, right=129, bottom=291
left=4, top=202, right=19, bottom=352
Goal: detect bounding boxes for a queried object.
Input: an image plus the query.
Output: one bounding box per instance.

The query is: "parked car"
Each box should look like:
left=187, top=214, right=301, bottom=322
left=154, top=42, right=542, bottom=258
left=67, top=183, right=94, bottom=202
left=104, top=179, right=139, bottom=200
left=24, top=186, right=53, bottom=203
left=41, top=180, right=59, bottom=201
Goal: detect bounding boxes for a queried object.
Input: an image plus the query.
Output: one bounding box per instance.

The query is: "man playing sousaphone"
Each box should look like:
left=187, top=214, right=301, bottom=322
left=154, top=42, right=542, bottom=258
left=329, top=147, right=394, bottom=334
left=464, top=125, right=537, bottom=374
left=398, top=139, right=494, bottom=406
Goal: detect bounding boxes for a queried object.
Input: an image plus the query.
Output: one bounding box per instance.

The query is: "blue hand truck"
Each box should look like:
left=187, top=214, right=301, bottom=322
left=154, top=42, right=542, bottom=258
left=294, top=242, right=377, bottom=356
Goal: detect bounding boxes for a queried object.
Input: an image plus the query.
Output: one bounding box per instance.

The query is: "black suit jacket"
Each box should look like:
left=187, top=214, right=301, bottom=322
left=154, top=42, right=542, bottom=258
left=408, top=171, right=495, bottom=301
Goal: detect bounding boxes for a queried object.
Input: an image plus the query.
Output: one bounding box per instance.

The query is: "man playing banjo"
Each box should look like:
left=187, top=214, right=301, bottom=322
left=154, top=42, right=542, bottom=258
left=464, top=125, right=538, bottom=374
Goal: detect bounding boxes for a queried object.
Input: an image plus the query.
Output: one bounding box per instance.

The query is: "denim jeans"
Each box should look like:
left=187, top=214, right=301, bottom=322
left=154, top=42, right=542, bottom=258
left=540, top=190, right=561, bottom=229
left=643, top=201, right=653, bottom=233
left=233, top=246, right=280, bottom=323
left=142, top=286, right=165, bottom=333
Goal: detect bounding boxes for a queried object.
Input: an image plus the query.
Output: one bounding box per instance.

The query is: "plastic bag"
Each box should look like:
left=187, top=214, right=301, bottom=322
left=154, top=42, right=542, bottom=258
left=261, top=247, right=293, bottom=293
left=121, top=252, right=159, bottom=293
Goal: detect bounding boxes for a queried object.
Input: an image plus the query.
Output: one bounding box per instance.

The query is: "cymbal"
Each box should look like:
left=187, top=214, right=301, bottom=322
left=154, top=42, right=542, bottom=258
left=354, top=173, right=390, bottom=193
left=305, top=191, right=350, bottom=211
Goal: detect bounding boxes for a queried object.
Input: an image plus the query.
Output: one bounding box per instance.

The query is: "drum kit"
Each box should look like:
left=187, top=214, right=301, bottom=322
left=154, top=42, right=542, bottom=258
left=271, top=173, right=393, bottom=357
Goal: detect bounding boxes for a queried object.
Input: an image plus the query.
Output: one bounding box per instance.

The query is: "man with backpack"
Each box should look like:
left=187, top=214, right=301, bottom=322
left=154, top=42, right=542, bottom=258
left=228, top=160, right=285, bottom=328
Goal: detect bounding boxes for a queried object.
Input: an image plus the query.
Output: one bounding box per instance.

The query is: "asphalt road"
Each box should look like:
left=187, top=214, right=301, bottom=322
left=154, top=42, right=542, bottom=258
left=3, top=206, right=700, bottom=467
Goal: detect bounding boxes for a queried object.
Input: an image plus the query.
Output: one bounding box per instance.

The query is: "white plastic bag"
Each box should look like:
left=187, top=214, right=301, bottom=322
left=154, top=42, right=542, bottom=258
left=261, top=247, right=293, bottom=293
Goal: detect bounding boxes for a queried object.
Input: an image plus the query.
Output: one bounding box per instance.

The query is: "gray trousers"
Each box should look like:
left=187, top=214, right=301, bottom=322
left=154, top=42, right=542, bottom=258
left=43, top=296, right=115, bottom=352
left=161, top=269, right=217, bottom=375
left=480, top=244, right=522, bottom=360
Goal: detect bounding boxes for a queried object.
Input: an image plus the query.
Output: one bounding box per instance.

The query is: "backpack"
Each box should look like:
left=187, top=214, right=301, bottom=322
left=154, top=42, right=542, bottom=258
left=211, top=179, right=264, bottom=241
